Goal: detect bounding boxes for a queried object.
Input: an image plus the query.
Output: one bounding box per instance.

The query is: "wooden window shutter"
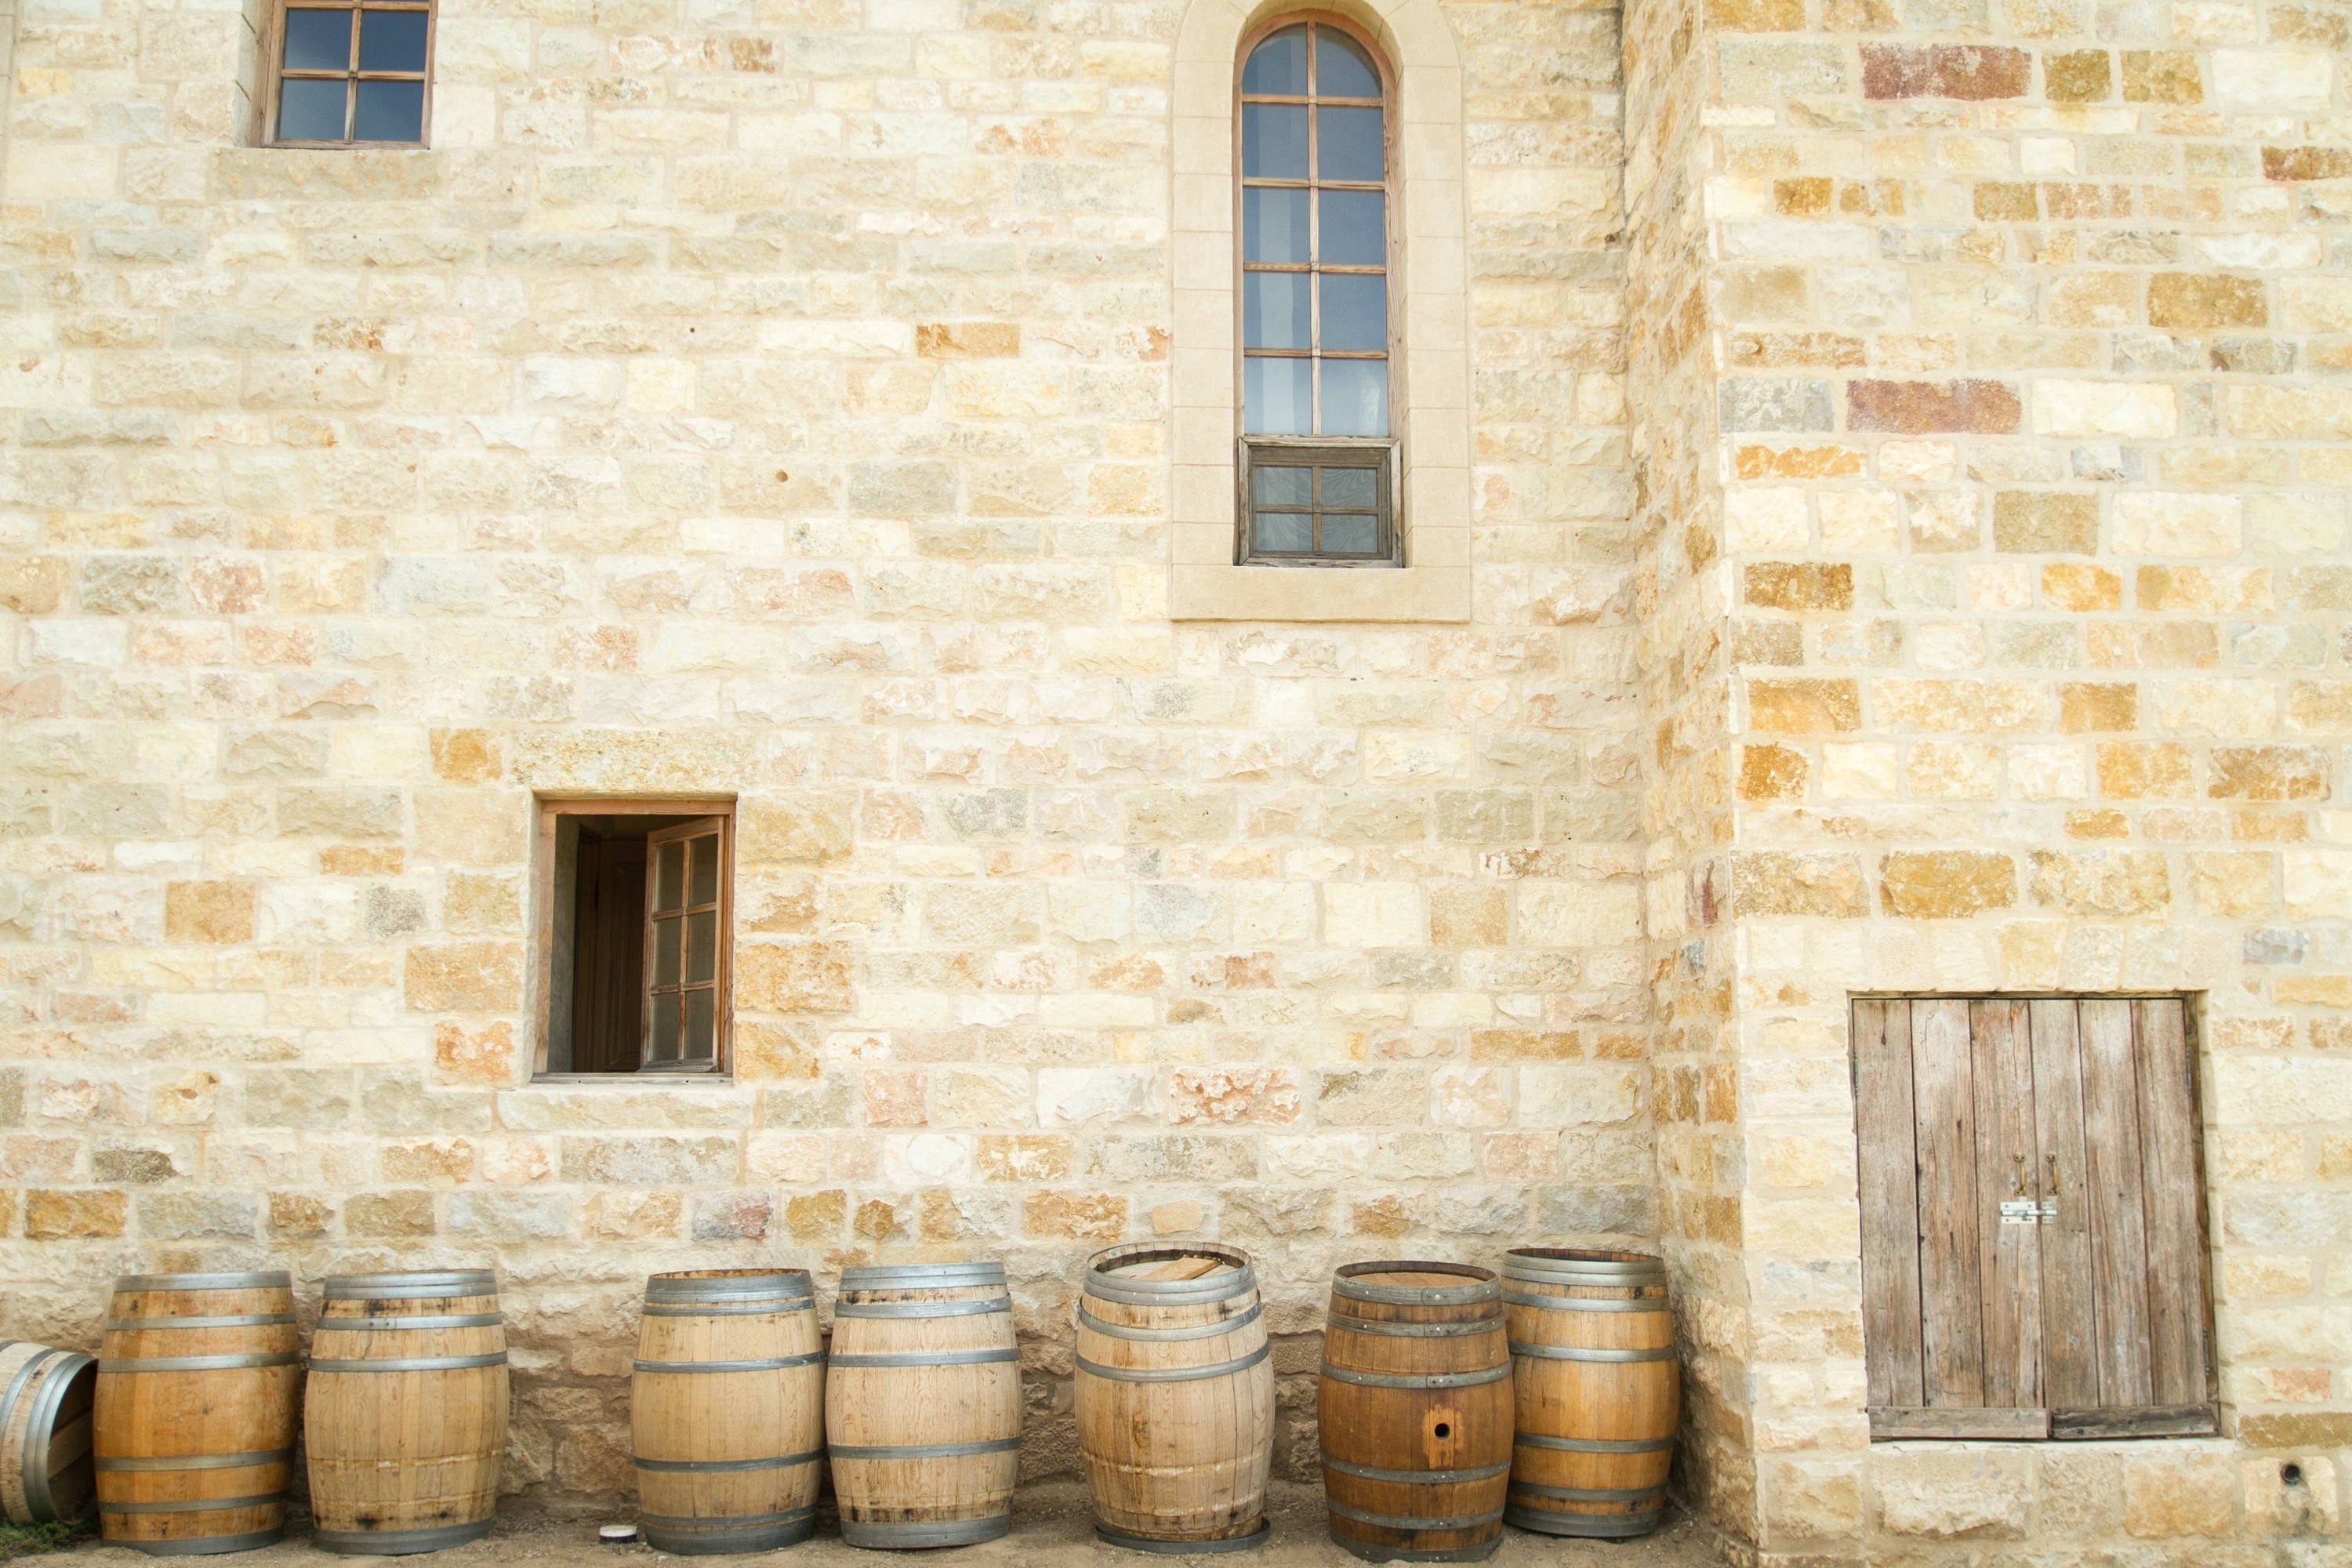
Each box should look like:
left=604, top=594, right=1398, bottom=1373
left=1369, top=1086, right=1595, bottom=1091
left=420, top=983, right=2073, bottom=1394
left=1854, top=996, right=2216, bottom=1441
left=642, top=816, right=728, bottom=1073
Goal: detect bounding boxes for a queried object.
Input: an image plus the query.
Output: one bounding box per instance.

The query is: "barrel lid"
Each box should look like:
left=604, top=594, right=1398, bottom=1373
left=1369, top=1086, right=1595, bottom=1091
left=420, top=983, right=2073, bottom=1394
left=323, top=1269, right=495, bottom=1299
left=644, top=1269, right=811, bottom=1303
left=1332, top=1260, right=1500, bottom=1307
left=1503, top=1248, right=1668, bottom=1287
left=1082, top=1243, right=1255, bottom=1307
left=114, top=1271, right=291, bottom=1293
left=839, top=1261, right=1005, bottom=1290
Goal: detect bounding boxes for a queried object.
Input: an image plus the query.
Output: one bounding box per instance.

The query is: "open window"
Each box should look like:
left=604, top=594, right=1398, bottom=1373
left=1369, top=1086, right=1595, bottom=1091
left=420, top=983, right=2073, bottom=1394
left=1853, top=996, right=2216, bottom=1439
left=535, top=800, right=733, bottom=1079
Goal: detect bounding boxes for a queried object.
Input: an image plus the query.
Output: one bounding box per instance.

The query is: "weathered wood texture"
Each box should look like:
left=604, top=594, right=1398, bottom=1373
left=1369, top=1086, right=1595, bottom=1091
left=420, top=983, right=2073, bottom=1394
left=1855, top=996, right=2214, bottom=1442
left=631, top=1269, right=823, bottom=1555
left=1501, top=1249, right=1675, bottom=1541
left=96, top=1272, right=297, bottom=1553
left=304, top=1271, right=509, bottom=1555
left=826, top=1262, right=1019, bottom=1549
left=1319, top=1261, right=1512, bottom=1563
left=1074, top=1243, right=1273, bottom=1548
left=0, top=1341, right=96, bottom=1527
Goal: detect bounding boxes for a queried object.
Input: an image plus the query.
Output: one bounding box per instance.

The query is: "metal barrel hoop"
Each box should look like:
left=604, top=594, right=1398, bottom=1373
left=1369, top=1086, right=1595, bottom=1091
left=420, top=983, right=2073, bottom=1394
left=1078, top=1301, right=1262, bottom=1341
left=828, top=1436, right=1021, bottom=1461
left=1330, top=1260, right=1500, bottom=1309
left=320, top=1270, right=495, bottom=1300
left=632, top=1351, right=823, bottom=1374
left=1512, top=1431, right=1673, bottom=1454
left=1504, top=1504, right=1663, bottom=1540
left=1319, top=1362, right=1510, bottom=1390
left=1499, top=1290, right=1662, bottom=1313
left=1509, top=1481, right=1668, bottom=1503
left=1320, top=1455, right=1512, bottom=1486
left=20, top=1348, right=94, bottom=1521
left=1094, top=1519, right=1270, bottom=1555
left=100, top=1352, right=303, bottom=1373
left=1326, top=1314, right=1502, bottom=1338
left=641, top=1298, right=812, bottom=1318
left=631, top=1450, right=822, bottom=1474
left=97, top=1449, right=296, bottom=1472
left=643, top=1271, right=810, bottom=1305
left=1505, top=1341, right=1675, bottom=1363
left=837, top=1261, right=1006, bottom=1291
left=1326, top=1501, right=1505, bottom=1533
left=307, top=1352, right=509, bottom=1373
left=1077, top=1342, right=1269, bottom=1383
left=1082, top=1243, right=1257, bottom=1307
left=313, top=1520, right=494, bottom=1556
left=826, top=1347, right=1018, bottom=1368
left=310, top=1312, right=503, bottom=1331
left=103, top=1314, right=298, bottom=1331
left=100, top=1493, right=287, bottom=1515
left=833, top=1296, right=1009, bottom=1319
left=119, top=1530, right=286, bottom=1556
left=841, top=1516, right=1012, bottom=1548
left=114, top=1272, right=292, bottom=1294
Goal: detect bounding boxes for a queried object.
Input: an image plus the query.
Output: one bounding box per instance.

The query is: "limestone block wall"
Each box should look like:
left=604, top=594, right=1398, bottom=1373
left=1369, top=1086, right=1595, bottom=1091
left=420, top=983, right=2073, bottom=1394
left=0, top=0, right=1642, bottom=1508
left=1621, top=0, right=2352, bottom=1547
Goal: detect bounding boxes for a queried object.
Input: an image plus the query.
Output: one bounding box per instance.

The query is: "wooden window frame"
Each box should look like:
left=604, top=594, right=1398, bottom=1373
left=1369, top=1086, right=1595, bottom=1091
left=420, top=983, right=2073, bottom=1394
left=1236, top=13, right=1403, bottom=568
left=530, top=798, right=735, bottom=1083
left=260, top=0, right=436, bottom=148
left=1236, top=437, right=1397, bottom=566
left=1853, top=993, right=2218, bottom=1442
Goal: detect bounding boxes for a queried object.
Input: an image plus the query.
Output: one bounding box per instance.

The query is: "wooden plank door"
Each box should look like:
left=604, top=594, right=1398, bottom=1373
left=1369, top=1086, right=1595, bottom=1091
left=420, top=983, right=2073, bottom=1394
left=1855, top=1000, right=1923, bottom=1412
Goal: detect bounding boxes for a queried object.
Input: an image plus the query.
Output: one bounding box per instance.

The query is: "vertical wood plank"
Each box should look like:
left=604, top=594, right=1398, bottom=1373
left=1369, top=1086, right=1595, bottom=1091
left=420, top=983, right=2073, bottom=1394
left=1909, top=998, right=1982, bottom=1409
left=2077, top=999, right=2154, bottom=1408
left=1853, top=1000, right=1925, bottom=1410
left=1969, top=999, right=2042, bottom=1410
left=2134, top=1000, right=2213, bottom=1407
left=2028, top=999, right=2099, bottom=1410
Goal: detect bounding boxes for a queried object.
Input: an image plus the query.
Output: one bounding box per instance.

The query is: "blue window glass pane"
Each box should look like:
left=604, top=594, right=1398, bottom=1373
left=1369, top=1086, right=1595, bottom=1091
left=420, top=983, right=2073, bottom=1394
left=1245, top=272, right=1309, bottom=350
left=1319, top=358, right=1388, bottom=437
left=1254, top=465, right=1312, bottom=506
left=354, top=77, right=423, bottom=140
left=1244, top=358, right=1312, bottom=435
left=1318, top=105, right=1383, bottom=183
left=1254, top=514, right=1314, bottom=553
left=1240, top=26, right=1307, bottom=95
left=277, top=76, right=348, bottom=140
left=1316, top=30, right=1380, bottom=97
left=1320, top=273, right=1387, bottom=352
left=358, top=9, right=428, bottom=71
left=1242, top=103, right=1307, bottom=179
left=281, top=8, right=351, bottom=70
left=1321, top=467, right=1377, bottom=508
left=1320, top=189, right=1385, bottom=266
left=1243, top=187, right=1309, bottom=264
left=1320, top=514, right=1379, bottom=555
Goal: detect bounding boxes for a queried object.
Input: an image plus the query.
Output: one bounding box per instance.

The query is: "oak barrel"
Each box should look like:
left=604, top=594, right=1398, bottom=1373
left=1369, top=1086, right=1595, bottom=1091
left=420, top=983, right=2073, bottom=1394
left=1501, top=1248, right=1675, bottom=1538
left=1319, top=1261, right=1512, bottom=1564
left=1074, top=1242, right=1272, bottom=1553
left=631, top=1270, right=822, bottom=1555
left=826, top=1261, right=1019, bottom=1549
left=95, top=1271, right=299, bottom=1554
left=304, top=1269, right=510, bottom=1555
left=0, top=1340, right=96, bottom=1526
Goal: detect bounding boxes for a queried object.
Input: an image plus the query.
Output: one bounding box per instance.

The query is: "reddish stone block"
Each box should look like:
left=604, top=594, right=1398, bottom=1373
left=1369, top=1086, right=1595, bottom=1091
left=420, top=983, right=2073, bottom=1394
left=2264, top=146, right=2352, bottom=181
left=1860, top=44, right=2031, bottom=99
left=1847, top=379, right=2021, bottom=434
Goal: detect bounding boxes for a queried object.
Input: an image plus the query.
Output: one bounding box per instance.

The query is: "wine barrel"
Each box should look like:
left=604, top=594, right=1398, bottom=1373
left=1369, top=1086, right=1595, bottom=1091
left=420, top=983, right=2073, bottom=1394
left=1501, top=1248, right=1675, bottom=1539
left=1074, top=1242, right=1272, bottom=1553
left=305, top=1269, right=510, bottom=1555
left=0, top=1341, right=96, bottom=1526
left=826, top=1261, right=1019, bottom=1548
left=631, top=1270, right=822, bottom=1555
left=1319, top=1261, right=1512, bottom=1565
left=95, top=1272, right=299, bottom=1555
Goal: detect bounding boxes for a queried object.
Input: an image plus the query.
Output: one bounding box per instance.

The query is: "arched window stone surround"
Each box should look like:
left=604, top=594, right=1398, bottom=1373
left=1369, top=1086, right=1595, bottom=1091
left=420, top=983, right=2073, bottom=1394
left=1168, top=0, right=1472, bottom=623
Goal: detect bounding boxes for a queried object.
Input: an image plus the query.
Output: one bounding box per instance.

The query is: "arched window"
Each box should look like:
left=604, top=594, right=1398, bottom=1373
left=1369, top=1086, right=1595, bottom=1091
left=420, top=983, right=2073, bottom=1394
left=1236, top=20, right=1397, bottom=566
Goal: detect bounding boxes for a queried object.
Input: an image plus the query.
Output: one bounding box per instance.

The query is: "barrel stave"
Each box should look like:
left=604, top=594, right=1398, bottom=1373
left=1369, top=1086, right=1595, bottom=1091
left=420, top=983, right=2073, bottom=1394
left=631, top=1269, right=822, bottom=1555
left=1501, top=1249, right=1676, bottom=1540
left=96, top=1273, right=298, bottom=1555
left=1, top=1341, right=98, bottom=1529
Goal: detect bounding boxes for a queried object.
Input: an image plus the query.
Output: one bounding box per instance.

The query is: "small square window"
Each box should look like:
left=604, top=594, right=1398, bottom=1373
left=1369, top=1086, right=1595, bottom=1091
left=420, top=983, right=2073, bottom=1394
left=268, top=0, right=433, bottom=147
left=1238, top=440, right=1397, bottom=566
left=535, top=801, right=734, bottom=1079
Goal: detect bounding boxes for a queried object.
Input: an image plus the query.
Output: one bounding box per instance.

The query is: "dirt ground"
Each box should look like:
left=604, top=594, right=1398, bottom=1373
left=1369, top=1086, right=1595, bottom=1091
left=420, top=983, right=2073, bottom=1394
left=64, top=1485, right=1720, bottom=1568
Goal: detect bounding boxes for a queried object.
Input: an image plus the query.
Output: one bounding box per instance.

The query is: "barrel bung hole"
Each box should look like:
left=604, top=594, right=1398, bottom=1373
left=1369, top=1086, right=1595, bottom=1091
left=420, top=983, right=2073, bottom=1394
left=2282, top=1463, right=2304, bottom=1487
left=1432, top=1422, right=1450, bottom=1439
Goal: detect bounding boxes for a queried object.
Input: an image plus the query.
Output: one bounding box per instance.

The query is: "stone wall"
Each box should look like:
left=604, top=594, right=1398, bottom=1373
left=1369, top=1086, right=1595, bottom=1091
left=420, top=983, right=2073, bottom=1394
left=1621, top=0, right=2352, bottom=1548
left=0, top=0, right=1645, bottom=1510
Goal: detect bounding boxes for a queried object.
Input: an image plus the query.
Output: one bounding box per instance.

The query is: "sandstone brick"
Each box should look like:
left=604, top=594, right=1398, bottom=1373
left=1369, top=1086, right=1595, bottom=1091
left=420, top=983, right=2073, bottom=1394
left=1994, top=492, right=2099, bottom=553
left=404, top=942, right=523, bottom=1012
left=2122, top=49, right=2204, bottom=101
left=2149, top=274, right=2267, bottom=330
left=1860, top=44, right=2031, bottom=99
left=1744, top=562, right=1852, bottom=611
left=2209, top=746, right=2328, bottom=800
left=2044, top=49, right=2111, bottom=99
left=1880, top=851, right=2016, bottom=917
left=1733, top=852, right=1868, bottom=916
left=164, top=880, right=254, bottom=943
left=2263, top=145, right=2352, bottom=181
left=1748, top=678, right=1862, bottom=733
left=2029, top=849, right=2171, bottom=914
left=1739, top=744, right=1808, bottom=800
left=1847, top=379, right=2020, bottom=434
